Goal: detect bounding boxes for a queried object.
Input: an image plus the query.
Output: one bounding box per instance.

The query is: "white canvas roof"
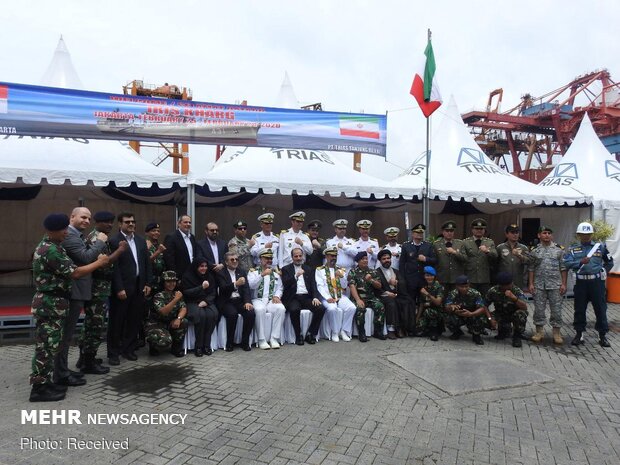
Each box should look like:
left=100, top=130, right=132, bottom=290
left=538, top=113, right=620, bottom=209
left=189, top=146, right=409, bottom=198
left=0, top=37, right=184, bottom=188
left=391, top=97, right=590, bottom=205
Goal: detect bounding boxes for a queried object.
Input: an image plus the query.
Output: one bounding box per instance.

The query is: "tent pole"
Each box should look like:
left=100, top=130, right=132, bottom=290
left=423, top=116, right=430, bottom=231
left=187, top=183, right=196, bottom=235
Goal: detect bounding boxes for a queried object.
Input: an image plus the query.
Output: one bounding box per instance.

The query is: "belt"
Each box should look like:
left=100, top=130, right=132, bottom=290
left=576, top=273, right=601, bottom=280
left=40, top=289, right=71, bottom=298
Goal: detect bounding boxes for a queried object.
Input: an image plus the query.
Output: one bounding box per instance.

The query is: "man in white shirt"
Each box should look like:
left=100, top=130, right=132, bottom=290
left=250, top=213, right=279, bottom=266
left=315, top=246, right=356, bottom=342
left=279, top=211, right=312, bottom=268
left=325, top=219, right=357, bottom=273
left=353, top=219, right=379, bottom=268
left=381, top=227, right=402, bottom=270
left=247, top=249, right=286, bottom=350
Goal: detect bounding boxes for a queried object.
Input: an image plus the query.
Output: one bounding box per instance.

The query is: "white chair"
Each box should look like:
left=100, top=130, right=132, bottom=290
left=183, top=322, right=220, bottom=354
left=283, top=309, right=312, bottom=343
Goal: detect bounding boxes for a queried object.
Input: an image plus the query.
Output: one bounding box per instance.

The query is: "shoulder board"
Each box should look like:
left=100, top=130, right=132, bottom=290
left=249, top=268, right=256, bottom=272
left=274, top=233, right=280, bottom=238
left=317, top=265, right=325, bottom=270
left=371, top=238, right=378, bottom=242
left=559, top=245, right=564, bottom=249
left=252, top=233, right=260, bottom=238
left=280, top=229, right=288, bottom=233
left=303, top=232, right=310, bottom=237
left=403, top=240, right=411, bottom=245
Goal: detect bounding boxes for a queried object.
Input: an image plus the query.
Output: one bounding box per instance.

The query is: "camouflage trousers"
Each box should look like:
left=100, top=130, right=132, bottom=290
left=493, top=307, right=529, bottom=334
left=417, top=306, right=446, bottom=333
left=354, top=296, right=385, bottom=327
left=145, top=319, right=187, bottom=349
left=78, top=297, right=107, bottom=354
left=533, top=288, right=563, bottom=328
left=444, top=312, right=488, bottom=336
left=30, top=294, right=67, bottom=385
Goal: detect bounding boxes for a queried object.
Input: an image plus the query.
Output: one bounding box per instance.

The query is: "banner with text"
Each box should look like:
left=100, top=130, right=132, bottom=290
left=0, top=82, right=387, bottom=156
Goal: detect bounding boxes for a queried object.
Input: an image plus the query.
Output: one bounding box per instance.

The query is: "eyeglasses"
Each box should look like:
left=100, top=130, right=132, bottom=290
left=229, top=258, right=238, bottom=262
left=208, top=229, right=219, bottom=232
left=122, top=220, right=136, bottom=224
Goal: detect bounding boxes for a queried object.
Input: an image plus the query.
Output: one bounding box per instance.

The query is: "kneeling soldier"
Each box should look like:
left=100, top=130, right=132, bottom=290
left=486, top=272, right=528, bottom=347
left=417, top=266, right=445, bottom=341
left=146, top=271, right=188, bottom=357
left=445, top=275, right=495, bottom=345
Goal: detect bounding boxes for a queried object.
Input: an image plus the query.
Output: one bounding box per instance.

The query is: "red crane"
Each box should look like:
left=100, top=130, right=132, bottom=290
left=462, top=70, right=620, bottom=183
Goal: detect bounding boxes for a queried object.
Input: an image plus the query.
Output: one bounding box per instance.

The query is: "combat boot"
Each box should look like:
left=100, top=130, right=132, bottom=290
left=357, top=324, right=368, bottom=343
left=530, top=325, right=544, bottom=343
left=81, top=353, right=110, bottom=375
left=449, top=328, right=463, bottom=340
left=511, top=333, right=522, bottom=348
left=76, top=346, right=84, bottom=369
left=494, top=326, right=510, bottom=340
left=149, top=343, right=160, bottom=356
left=552, top=328, right=564, bottom=345
left=373, top=324, right=387, bottom=340
left=472, top=334, right=484, bottom=345
left=571, top=331, right=584, bottom=346
left=29, top=384, right=66, bottom=402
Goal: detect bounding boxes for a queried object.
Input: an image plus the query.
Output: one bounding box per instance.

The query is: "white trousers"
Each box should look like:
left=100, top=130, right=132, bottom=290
left=252, top=299, right=286, bottom=342
left=322, top=295, right=356, bottom=336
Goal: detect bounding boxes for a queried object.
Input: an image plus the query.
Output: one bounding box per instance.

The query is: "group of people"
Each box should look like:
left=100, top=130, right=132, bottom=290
left=28, top=208, right=615, bottom=403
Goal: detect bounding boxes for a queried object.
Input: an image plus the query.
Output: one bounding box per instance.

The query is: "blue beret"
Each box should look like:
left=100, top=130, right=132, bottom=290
left=423, top=266, right=436, bottom=276
left=93, top=211, right=115, bottom=222
left=43, top=213, right=70, bottom=231
left=455, top=275, right=469, bottom=285
left=496, top=272, right=513, bottom=285
left=354, top=251, right=368, bottom=262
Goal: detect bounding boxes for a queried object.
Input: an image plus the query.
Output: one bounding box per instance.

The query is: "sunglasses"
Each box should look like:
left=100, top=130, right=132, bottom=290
left=122, top=220, right=136, bottom=224
left=237, top=227, right=247, bottom=231
left=229, top=258, right=238, bottom=262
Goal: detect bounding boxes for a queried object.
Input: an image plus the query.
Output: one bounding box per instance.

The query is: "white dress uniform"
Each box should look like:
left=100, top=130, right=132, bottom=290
left=325, top=236, right=357, bottom=272
left=380, top=243, right=402, bottom=270
left=250, top=232, right=279, bottom=265
left=315, top=265, right=356, bottom=341
left=247, top=267, right=285, bottom=348
left=279, top=229, right=312, bottom=268
left=354, top=237, right=380, bottom=268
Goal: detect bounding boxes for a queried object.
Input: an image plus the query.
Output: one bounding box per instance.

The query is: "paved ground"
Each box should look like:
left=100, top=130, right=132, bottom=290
left=1, top=300, right=619, bottom=465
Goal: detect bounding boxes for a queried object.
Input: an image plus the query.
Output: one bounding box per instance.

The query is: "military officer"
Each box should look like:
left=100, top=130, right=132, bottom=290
left=325, top=219, right=357, bottom=272
left=29, top=214, right=109, bottom=402
left=528, top=226, right=567, bottom=345
left=485, top=272, right=528, bottom=347
left=316, top=246, right=356, bottom=342
left=146, top=271, right=188, bottom=357
left=381, top=227, right=402, bottom=270
left=497, top=223, right=533, bottom=289
left=563, top=222, right=614, bottom=347
left=145, top=222, right=166, bottom=294
left=228, top=220, right=255, bottom=273
left=444, top=275, right=495, bottom=345
left=279, top=211, right=313, bottom=268
left=306, top=219, right=327, bottom=269
left=433, top=220, right=466, bottom=294
left=348, top=251, right=386, bottom=342
left=462, top=218, right=498, bottom=296
left=416, top=266, right=445, bottom=341
left=247, top=248, right=286, bottom=350
left=250, top=213, right=279, bottom=266
left=353, top=219, right=380, bottom=268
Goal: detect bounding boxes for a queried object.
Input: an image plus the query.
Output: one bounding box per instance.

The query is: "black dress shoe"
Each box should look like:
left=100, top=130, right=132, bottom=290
left=599, top=335, right=611, bottom=348
left=305, top=334, right=317, bottom=345
left=224, top=344, right=233, bottom=352
left=108, top=356, right=120, bottom=366
left=511, top=336, right=522, bottom=348
left=122, top=352, right=138, bottom=361
left=571, top=332, right=584, bottom=346
left=149, top=345, right=160, bottom=356
left=57, top=375, right=87, bottom=386
left=295, top=335, right=305, bottom=346
left=49, top=383, right=68, bottom=393
left=171, top=350, right=185, bottom=358
left=69, top=370, right=85, bottom=379
left=194, top=347, right=203, bottom=357
left=242, top=344, right=252, bottom=352
left=204, top=347, right=213, bottom=356
left=430, top=333, right=439, bottom=342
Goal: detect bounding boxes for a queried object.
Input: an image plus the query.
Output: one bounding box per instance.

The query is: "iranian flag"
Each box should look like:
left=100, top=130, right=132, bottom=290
left=410, top=37, right=442, bottom=118
left=339, top=116, right=380, bottom=139
left=0, top=85, right=7, bottom=113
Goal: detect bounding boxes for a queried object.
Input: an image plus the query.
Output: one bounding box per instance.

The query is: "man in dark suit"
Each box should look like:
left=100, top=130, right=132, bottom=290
left=54, top=207, right=110, bottom=387
left=163, top=215, right=197, bottom=278
left=197, top=221, right=228, bottom=273
left=281, top=247, right=325, bottom=345
left=108, top=212, right=152, bottom=364
left=216, top=251, right=255, bottom=352
left=376, top=249, right=413, bottom=339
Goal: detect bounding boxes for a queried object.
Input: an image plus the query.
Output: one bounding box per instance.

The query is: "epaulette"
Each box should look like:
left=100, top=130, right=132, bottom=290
left=371, top=237, right=378, bottom=242
left=280, top=229, right=288, bottom=233
left=274, top=233, right=280, bottom=238
left=316, top=265, right=325, bottom=270
left=249, top=267, right=256, bottom=272
left=303, top=232, right=310, bottom=237
left=252, top=232, right=260, bottom=238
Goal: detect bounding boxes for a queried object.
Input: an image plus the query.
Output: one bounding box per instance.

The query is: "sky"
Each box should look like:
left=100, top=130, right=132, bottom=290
left=1, top=0, right=618, bottom=179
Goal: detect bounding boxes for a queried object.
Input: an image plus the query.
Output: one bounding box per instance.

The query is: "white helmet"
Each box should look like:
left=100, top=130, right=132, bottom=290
left=576, top=222, right=594, bottom=234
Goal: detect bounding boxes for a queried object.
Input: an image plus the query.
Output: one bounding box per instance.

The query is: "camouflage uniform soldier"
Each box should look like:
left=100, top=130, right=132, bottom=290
left=433, top=220, right=466, bottom=294
left=348, top=252, right=385, bottom=342
left=486, top=272, right=528, bottom=347
left=145, top=222, right=166, bottom=294
left=29, top=214, right=109, bottom=402
left=146, top=271, right=188, bottom=357
left=444, top=275, right=494, bottom=345
left=496, top=224, right=533, bottom=289
left=528, top=226, right=567, bottom=345
left=462, top=218, right=498, bottom=296
left=417, top=266, right=445, bottom=341
left=228, top=220, right=255, bottom=273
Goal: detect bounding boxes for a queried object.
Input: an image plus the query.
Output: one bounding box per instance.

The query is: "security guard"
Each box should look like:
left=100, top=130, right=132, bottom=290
left=278, top=211, right=312, bottom=268
left=433, top=220, right=466, bottom=294
left=353, top=219, right=380, bottom=268
left=250, top=213, right=279, bottom=265
left=462, top=218, right=498, bottom=296
left=563, top=222, right=614, bottom=347
left=325, top=219, right=357, bottom=272
left=381, top=227, right=402, bottom=270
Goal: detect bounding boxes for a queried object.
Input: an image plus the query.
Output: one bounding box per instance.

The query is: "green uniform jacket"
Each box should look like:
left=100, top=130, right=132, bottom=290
left=462, top=236, right=497, bottom=284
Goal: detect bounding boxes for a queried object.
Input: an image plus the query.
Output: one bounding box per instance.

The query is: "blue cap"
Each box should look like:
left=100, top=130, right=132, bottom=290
left=423, top=266, right=436, bottom=276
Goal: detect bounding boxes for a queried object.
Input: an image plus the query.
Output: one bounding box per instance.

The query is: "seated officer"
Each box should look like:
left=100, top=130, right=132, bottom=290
left=444, top=275, right=495, bottom=345
left=485, top=272, right=528, bottom=348
left=348, top=251, right=385, bottom=342
left=146, top=271, right=188, bottom=357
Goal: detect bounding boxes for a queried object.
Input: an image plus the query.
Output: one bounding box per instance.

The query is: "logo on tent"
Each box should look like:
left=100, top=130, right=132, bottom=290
left=540, top=163, right=578, bottom=187
left=456, top=147, right=510, bottom=176
left=605, top=160, right=620, bottom=182
left=401, top=152, right=427, bottom=176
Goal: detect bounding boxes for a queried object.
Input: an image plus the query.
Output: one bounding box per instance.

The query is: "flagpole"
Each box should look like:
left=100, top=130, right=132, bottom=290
left=423, top=115, right=430, bottom=231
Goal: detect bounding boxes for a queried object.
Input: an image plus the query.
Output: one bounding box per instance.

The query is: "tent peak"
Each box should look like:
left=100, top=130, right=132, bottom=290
left=275, top=71, right=300, bottom=109
left=40, top=35, right=83, bottom=90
